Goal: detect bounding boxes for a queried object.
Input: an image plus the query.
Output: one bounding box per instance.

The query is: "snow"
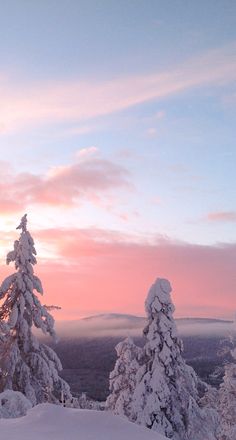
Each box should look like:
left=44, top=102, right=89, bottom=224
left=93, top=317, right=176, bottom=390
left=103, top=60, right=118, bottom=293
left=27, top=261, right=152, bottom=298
left=0, top=403, right=168, bottom=440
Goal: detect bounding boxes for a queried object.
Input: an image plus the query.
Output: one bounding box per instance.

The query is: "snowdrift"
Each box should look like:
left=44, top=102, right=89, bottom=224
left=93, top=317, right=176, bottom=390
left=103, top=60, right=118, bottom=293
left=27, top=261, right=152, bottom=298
left=0, top=403, right=167, bottom=440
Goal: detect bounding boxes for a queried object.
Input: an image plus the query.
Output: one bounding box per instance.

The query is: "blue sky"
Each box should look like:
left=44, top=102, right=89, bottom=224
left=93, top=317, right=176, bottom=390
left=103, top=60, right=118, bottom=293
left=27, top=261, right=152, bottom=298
left=0, top=1, right=235, bottom=318
left=1, top=1, right=235, bottom=75
left=0, top=0, right=235, bottom=245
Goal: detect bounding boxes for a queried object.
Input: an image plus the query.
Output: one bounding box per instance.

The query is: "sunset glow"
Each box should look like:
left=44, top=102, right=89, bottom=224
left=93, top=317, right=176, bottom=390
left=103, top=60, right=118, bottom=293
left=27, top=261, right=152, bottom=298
left=0, top=1, right=235, bottom=320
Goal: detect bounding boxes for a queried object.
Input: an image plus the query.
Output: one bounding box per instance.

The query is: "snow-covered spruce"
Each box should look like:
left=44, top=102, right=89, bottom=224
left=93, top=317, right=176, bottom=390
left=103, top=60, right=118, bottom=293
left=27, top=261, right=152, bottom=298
left=131, top=278, right=218, bottom=440
left=106, top=337, right=142, bottom=417
left=0, top=214, right=72, bottom=405
left=217, top=347, right=236, bottom=440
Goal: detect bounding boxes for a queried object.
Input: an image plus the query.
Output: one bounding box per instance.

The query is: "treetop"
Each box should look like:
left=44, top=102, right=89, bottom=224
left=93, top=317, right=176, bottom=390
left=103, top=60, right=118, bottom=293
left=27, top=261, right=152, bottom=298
left=16, top=214, right=27, bottom=232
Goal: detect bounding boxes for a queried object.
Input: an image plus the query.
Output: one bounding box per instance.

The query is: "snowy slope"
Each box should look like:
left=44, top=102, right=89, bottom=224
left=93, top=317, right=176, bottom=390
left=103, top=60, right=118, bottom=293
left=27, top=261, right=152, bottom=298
left=0, top=403, right=167, bottom=440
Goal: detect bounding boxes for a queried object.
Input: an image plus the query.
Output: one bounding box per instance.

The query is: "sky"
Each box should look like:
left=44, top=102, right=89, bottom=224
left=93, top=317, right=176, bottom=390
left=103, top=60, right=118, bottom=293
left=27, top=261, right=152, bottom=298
left=0, top=1, right=235, bottom=320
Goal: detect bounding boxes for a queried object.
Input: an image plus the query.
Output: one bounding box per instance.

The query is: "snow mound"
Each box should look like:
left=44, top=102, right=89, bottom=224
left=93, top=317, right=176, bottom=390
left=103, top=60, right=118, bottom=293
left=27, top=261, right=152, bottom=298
left=0, top=390, right=32, bottom=418
left=0, top=403, right=168, bottom=440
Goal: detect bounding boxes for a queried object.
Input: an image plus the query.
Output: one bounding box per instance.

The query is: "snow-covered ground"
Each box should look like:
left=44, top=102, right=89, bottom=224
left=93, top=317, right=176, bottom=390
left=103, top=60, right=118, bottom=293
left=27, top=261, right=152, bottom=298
left=0, top=403, right=167, bottom=440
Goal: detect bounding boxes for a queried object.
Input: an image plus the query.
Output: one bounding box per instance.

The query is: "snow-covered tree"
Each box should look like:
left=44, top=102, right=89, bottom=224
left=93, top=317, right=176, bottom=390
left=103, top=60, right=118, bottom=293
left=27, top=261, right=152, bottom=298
left=0, top=390, right=32, bottom=418
left=73, top=392, right=103, bottom=410
left=217, top=347, right=236, bottom=440
left=106, top=337, right=142, bottom=418
left=131, top=278, right=218, bottom=440
left=0, top=214, right=72, bottom=405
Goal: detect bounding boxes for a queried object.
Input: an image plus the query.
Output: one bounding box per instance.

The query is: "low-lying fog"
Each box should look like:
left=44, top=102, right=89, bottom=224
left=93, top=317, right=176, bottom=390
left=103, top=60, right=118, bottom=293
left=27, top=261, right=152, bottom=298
left=53, top=314, right=235, bottom=339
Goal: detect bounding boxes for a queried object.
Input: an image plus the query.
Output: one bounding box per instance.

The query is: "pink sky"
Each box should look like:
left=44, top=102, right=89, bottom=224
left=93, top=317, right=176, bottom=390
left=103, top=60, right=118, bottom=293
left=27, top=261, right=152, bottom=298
left=1, top=226, right=235, bottom=320
left=0, top=148, right=235, bottom=321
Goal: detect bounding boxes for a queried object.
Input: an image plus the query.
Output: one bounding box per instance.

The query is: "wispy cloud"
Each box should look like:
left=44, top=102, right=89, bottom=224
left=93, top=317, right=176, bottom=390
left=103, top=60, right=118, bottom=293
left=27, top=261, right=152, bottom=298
left=0, top=43, right=235, bottom=132
left=206, top=211, right=236, bottom=222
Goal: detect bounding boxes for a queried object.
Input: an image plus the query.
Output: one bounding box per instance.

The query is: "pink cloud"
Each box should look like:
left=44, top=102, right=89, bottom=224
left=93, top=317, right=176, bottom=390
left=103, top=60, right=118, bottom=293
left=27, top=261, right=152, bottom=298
left=207, top=211, right=236, bottom=222
left=0, top=157, right=130, bottom=213
left=13, top=227, right=235, bottom=320
left=0, top=43, right=235, bottom=132
left=75, top=146, right=99, bottom=159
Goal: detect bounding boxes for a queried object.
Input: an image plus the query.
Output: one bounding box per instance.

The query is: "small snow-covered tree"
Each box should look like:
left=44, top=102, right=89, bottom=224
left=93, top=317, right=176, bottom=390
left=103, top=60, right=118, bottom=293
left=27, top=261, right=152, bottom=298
left=0, top=214, right=72, bottom=405
left=131, top=278, right=217, bottom=440
left=106, top=337, right=142, bottom=418
left=217, top=348, right=236, bottom=440
left=0, top=390, right=32, bottom=418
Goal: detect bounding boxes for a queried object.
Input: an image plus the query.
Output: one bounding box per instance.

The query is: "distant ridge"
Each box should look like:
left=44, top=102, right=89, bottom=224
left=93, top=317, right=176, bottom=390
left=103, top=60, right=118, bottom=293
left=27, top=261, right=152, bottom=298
left=82, top=313, right=144, bottom=321
left=54, top=313, right=234, bottom=338
left=80, top=313, right=233, bottom=324
left=176, top=317, right=233, bottom=324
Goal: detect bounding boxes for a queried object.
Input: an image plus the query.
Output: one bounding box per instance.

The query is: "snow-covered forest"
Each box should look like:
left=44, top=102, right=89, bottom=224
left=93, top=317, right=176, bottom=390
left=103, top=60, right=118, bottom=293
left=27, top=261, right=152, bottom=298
left=0, top=216, right=235, bottom=440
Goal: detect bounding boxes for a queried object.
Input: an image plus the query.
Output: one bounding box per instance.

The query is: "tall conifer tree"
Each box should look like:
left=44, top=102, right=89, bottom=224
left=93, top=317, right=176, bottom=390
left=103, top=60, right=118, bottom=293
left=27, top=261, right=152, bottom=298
left=0, top=214, right=71, bottom=405
left=131, top=278, right=218, bottom=440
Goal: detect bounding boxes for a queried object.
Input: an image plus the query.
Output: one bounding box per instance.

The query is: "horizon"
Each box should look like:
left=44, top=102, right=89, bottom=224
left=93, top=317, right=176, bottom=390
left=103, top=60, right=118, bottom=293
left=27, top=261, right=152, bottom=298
left=56, top=313, right=234, bottom=322
left=52, top=312, right=235, bottom=340
left=0, top=2, right=235, bottom=320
